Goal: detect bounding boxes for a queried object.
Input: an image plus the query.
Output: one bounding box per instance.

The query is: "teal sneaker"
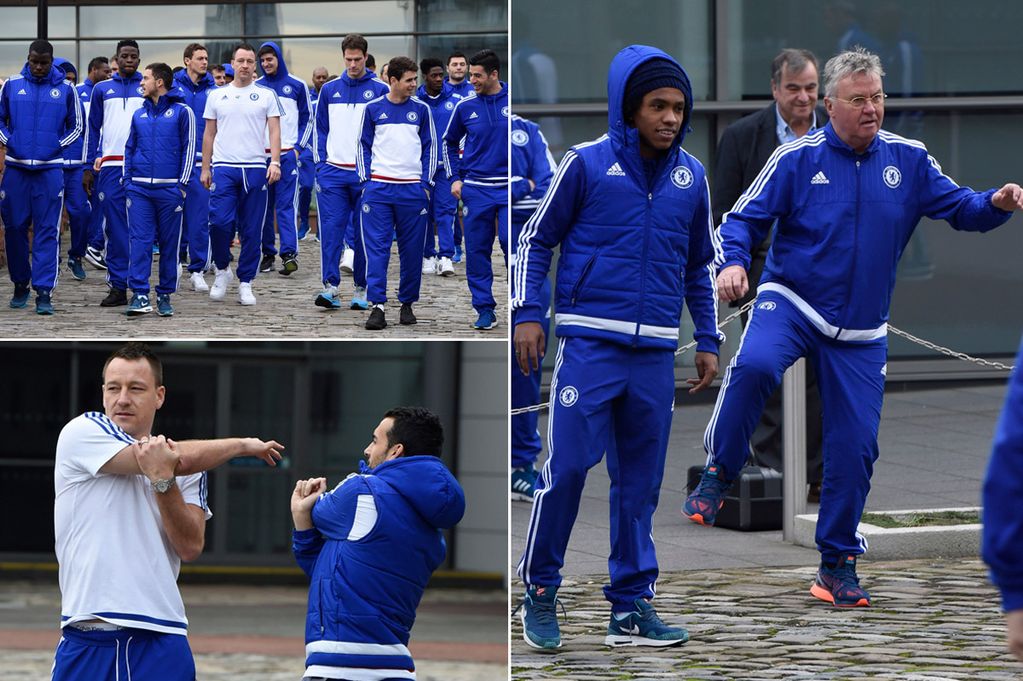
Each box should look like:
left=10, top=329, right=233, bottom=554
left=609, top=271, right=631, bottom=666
left=511, top=465, right=538, bottom=502
left=156, top=294, right=174, bottom=317
left=10, top=283, right=30, bottom=309
left=315, top=287, right=341, bottom=310
left=516, top=585, right=562, bottom=650
left=35, top=291, right=54, bottom=315
left=604, top=599, right=688, bottom=647
left=126, top=293, right=152, bottom=317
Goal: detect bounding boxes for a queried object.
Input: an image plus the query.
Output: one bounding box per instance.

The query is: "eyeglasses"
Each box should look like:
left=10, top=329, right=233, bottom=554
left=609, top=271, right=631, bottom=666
left=832, top=93, right=887, bottom=109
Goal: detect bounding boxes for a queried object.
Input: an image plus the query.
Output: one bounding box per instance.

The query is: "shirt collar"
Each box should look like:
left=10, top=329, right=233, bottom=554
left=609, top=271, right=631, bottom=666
left=775, top=103, right=819, bottom=145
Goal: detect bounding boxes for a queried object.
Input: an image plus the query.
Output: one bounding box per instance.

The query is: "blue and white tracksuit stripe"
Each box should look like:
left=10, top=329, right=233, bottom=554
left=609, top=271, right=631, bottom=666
left=707, top=122, right=1014, bottom=562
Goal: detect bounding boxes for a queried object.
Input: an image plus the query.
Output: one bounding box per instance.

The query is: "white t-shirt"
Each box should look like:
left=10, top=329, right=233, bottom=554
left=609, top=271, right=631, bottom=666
left=54, top=412, right=212, bottom=635
left=203, top=82, right=281, bottom=167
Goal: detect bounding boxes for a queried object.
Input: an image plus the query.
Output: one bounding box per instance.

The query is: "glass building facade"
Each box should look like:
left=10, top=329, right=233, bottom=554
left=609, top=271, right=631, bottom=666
left=513, top=0, right=1023, bottom=379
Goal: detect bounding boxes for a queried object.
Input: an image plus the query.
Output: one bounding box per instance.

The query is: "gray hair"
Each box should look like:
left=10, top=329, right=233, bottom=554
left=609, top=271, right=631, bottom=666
left=822, top=47, right=885, bottom=97
left=771, top=48, right=818, bottom=85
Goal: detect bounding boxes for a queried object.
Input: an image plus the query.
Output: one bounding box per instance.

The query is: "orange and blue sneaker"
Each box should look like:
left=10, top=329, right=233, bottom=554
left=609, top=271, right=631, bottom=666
left=682, top=464, right=731, bottom=526
left=604, top=599, right=689, bottom=647
left=810, top=554, right=871, bottom=607
left=515, top=585, right=562, bottom=650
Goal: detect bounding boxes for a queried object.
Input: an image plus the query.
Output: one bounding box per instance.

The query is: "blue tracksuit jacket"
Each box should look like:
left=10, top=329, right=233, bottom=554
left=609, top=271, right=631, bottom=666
left=510, top=115, right=556, bottom=225
left=53, top=58, right=88, bottom=166
left=0, top=63, right=82, bottom=168
left=256, top=41, right=312, bottom=151
left=442, top=82, right=508, bottom=186
left=416, top=82, right=461, bottom=173
left=292, top=456, right=465, bottom=679
left=512, top=46, right=722, bottom=353
left=87, top=71, right=144, bottom=167
left=123, top=89, right=195, bottom=186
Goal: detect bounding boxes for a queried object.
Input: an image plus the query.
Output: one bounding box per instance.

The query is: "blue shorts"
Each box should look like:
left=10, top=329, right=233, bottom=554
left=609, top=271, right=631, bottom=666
left=52, top=626, right=195, bottom=681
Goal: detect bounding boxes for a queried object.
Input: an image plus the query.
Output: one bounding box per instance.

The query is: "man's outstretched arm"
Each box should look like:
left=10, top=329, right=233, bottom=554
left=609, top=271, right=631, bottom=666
left=99, top=436, right=283, bottom=476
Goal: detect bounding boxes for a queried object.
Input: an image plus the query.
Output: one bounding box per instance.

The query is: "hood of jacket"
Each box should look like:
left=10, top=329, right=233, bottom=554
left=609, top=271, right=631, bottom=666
left=341, top=69, right=379, bottom=88
left=53, top=57, right=77, bottom=82
left=358, top=455, right=464, bottom=529
left=258, top=41, right=290, bottom=82
left=21, top=61, right=66, bottom=86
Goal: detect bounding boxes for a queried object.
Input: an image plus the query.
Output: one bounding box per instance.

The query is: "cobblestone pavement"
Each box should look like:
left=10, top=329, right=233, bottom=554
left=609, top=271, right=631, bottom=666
left=510, top=558, right=1023, bottom=680
left=0, top=239, right=508, bottom=339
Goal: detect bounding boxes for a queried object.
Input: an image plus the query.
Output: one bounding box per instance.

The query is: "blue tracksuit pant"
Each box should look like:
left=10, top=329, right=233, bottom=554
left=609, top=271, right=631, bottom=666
left=424, top=171, right=457, bottom=259
left=52, top=627, right=195, bottom=681
left=2, top=165, right=63, bottom=292
left=97, top=166, right=130, bottom=290
left=517, top=337, right=676, bottom=609
left=511, top=276, right=551, bottom=470
left=360, top=182, right=428, bottom=305
left=87, top=181, right=104, bottom=252
left=461, top=183, right=507, bottom=312
left=317, top=164, right=366, bottom=289
left=183, top=165, right=210, bottom=274
left=703, top=291, right=886, bottom=562
left=127, top=184, right=184, bottom=295
left=209, top=165, right=269, bottom=283
left=260, top=152, right=299, bottom=257
left=63, top=166, right=91, bottom=260
left=298, top=146, right=314, bottom=232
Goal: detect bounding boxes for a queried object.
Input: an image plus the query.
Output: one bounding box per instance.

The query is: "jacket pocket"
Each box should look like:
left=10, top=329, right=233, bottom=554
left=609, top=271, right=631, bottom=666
left=570, top=251, right=599, bottom=305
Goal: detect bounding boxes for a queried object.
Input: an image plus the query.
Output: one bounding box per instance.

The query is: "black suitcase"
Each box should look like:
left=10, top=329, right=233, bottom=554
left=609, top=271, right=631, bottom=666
left=686, top=464, right=783, bottom=531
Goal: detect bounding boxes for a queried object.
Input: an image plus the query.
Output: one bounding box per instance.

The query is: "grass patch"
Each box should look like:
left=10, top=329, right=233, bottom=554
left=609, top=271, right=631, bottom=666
left=860, top=510, right=979, bottom=528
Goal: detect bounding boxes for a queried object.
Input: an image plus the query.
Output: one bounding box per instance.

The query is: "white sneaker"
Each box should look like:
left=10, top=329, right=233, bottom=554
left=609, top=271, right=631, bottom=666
left=209, top=267, right=234, bottom=301
left=190, top=271, right=209, bottom=292
left=438, top=257, right=455, bottom=276
left=238, top=281, right=257, bottom=306
left=422, top=256, right=437, bottom=274
left=340, top=248, right=355, bottom=274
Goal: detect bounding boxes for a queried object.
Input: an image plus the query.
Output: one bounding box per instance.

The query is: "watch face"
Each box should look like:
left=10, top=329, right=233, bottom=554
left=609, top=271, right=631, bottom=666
left=153, top=478, right=174, bottom=493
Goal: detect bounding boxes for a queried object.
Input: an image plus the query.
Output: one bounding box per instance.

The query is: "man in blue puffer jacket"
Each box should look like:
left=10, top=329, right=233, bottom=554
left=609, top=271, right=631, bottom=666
left=0, top=39, right=83, bottom=315
left=290, top=406, right=465, bottom=681
left=684, top=47, right=1023, bottom=608
left=512, top=45, right=723, bottom=650
left=122, top=62, right=195, bottom=318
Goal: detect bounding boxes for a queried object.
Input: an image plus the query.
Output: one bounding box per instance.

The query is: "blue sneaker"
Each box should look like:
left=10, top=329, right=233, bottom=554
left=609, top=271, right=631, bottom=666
left=67, top=257, right=86, bottom=281
left=156, top=294, right=173, bottom=317
left=315, top=288, right=341, bottom=310
left=350, top=286, right=369, bottom=310
left=35, top=291, right=54, bottom=315
left=297, top=222, right=310, bottom=240
left=126, top=293, right=152, bottom=316
left=10, top=283, right=30, bottom=309
left=605, top=599, right=688, bottom=647
left=811, top=554, right=871, bottom=607
left=517, top=585, right=562, bottom=650
left=512, top=465, right=538, bottom=502
left=473, top=308, right=498, bottom=330
left=453, top=243, right=463, bottom=263
left=682, top=464, right=731, bottom=526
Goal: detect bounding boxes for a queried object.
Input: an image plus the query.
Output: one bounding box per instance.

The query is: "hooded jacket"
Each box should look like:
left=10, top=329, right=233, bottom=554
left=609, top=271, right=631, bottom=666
left=442, top=81, right=508, bottom=185
left=0, top=62, right=82, bottom=169
left=315, top=69, right=389, bottom=170
left=172, top=68, right=216, bottom=164
left=256, top=41, right=312, bottom=151
left=53, top=58, right=89, bottom=166
left=87, top=70, right=144, bottom=168
left=512, top=45, right=723, bottom=353
left=292, top=455, right=465, bottom=680
left=123, top=88, right=195, bottom=186
left=416, top=82, right=462, bottom=175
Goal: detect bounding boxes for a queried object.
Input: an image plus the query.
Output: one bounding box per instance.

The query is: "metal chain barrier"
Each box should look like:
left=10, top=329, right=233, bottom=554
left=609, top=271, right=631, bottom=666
left=510, top=300, right=1014, bottom=417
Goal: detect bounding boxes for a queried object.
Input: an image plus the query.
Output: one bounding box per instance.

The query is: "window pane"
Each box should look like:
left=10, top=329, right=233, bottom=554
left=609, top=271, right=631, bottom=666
left=0, top=7, right=75, bottom=39
left=246, top=2, right=412, bottom=36
left=0, top=41, right=74, bottom=82
left=0, top=348, right=71, bottom=461
left=418, top=0, right=507, bottom=33
left=511, top=0, right=712, bottom=104
left=79, top=4, right=242, bottom=39
left=224, top=471, right=292, bottom=554
left=417, top=33, right=507, bottom=69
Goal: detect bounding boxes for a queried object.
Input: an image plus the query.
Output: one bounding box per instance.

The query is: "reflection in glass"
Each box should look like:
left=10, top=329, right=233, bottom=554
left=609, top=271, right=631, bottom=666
left=79, top=4, right=241, bottom=39
left=246, top=2, right=412, bottom=36
left=417, top=0, right=507, bottom=33
left=0, top=7, right=75, bottom=40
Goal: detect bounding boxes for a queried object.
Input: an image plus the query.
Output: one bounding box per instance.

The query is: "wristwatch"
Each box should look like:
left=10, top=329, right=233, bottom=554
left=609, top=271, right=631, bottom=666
left=151, top=478, right=176, bottom=494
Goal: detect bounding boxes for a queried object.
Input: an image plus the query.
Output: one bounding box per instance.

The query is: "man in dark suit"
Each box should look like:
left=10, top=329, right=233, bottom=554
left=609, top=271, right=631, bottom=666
left=712, top=48, right=826, bottom=501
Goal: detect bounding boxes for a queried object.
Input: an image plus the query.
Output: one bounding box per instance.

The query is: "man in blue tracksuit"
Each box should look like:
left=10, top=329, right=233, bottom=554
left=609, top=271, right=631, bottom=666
left=509, top=114, right=556, bottom=502
left=123, top=62, right=195, bottom=318
left=417, top=57, right=462, bottom=277
left=983, top=335, right=1023, bottom=662
left=443, top=49, right=508, bottom=331
left=358, top=57, right=435, bottom=331
left=256, top=41, right=312, bottom=276
left=513, top=45, right=722, bottom=650
left=173, top=43, right=216, bottom=292
left=685, top=47, right=1023, bottom=608
left=80, top=56, right=111, bottom=271
left=0, top=40, right=82, bottom=315
left=290, top=407, right=465, bottom=681
left=54, top=58, right=91, bottom=282
left=314, top=33, right=389, bottom=312
left=297, top=66, right=328, bottom=241
left=86, top=39, right=145, bottom=308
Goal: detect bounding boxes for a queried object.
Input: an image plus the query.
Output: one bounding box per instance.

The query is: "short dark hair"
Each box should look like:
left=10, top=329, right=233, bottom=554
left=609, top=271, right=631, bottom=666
left=420, top=57, right=444, bottom=74
left=172, top=65, right=184, bottom=74
left=183, top=43, right=206, bottom=60
left=116, top=39, right=139, bottom=55
left=384, top=407, right=443, bottom=457
left=87, top=56, right=109, bottom=73
left=469, top=49, right=500, bottom=75
left=29, top=39, right=53, bottom=56
left=258, top=44, right=276, bottom=59
left=366, top=53, right=376, bottom=70
left=771, top=48, right=819, bottom=86
left=210, top=64, right=225, bottom=74
left=103, top=342, right=163, bottom=386
left=232, top=42, right=256, bottom=60
left=146, top=62, right=173, bottom=89
left=341, top=34, right=368, bottom=56
left=447, top=51, right=466, bottom=65
left=386, top=56, right=417, bottom=83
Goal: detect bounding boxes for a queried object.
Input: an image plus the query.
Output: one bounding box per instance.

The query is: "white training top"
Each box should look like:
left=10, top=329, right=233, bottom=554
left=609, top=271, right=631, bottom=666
left=203, top=82, right=281, bottom=167
left=54, top=412, right=212, bottom=635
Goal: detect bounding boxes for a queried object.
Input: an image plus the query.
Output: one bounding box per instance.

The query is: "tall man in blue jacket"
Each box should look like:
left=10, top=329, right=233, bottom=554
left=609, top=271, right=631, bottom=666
left=290, top=406, right=465, bottom=681
left=54, top=58, right=92, bottom=282
left=0, top=39, right=83, bottom=315
left=256, top=41, right=312, bottom=276
left=513, top=46, right=722, bottom=650
left=443, top=49, right=508, bottom=331
left=685, top=47, right=1023, bottom=608
left=122, top=62, right=195, bottom=318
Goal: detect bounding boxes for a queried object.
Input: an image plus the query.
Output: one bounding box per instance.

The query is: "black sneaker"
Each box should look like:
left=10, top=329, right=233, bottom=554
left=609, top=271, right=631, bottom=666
left=399, top=303, right=417, bottom=325
left=278, top=253, right=298, bottom=276
left=259, top=253, right=275, bottom=273
left=365, top=306, right=387, bottom=330
left=100, top=287, right=128, bottom=307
